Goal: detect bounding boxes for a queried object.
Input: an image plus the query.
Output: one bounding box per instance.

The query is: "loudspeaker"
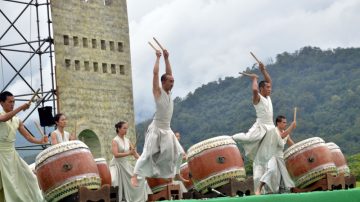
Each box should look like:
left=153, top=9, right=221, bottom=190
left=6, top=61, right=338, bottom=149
left=38, top=106, right=55, bottom=127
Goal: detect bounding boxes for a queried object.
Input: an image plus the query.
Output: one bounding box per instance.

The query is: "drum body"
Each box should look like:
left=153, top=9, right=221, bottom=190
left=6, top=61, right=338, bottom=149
left=180, top=162, right=194, bottom=190
left=95, top=158, right=112, bottom=186
left=187, top=136, right=246, bottom=193
left=326, top=142, right=350, bottom=176
left=35, top=141, right=101, bottom=202
left=284, top=137, right=337, bottom=188
left=146, top=178, right=172, bottom=193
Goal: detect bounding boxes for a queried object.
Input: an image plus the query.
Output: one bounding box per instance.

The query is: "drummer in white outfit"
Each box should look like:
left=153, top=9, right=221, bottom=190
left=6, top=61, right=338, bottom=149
left=50, top=113, right=76, bottom=145
left=0, top=91, right=48, bottom=201
left=232, top=61, right=275, bottom=190
left=255, top=115, right=296, bottom=194
left=131, top=49, right=187, bottom=187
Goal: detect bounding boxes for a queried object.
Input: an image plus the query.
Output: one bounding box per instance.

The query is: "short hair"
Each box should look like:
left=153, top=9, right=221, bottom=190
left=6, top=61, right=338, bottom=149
left=161, top=73, right=171, bottom=83
left=0, top=91, right=13, bottom=102
left=275, top=115, right=286, bottom=126
left=115, top=121, right=127, bottom=133
left=54, top=113, right=64, bottom=124
left=258, top=80, right=268, bottom=89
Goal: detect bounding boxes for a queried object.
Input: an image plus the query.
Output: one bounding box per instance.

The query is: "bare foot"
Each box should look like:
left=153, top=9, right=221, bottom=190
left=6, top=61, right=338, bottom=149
left=255, top=189, right=261, bottom=195
left=175, top=174, right=189, bottom=183
left=131, top=175, right=139, bottom=187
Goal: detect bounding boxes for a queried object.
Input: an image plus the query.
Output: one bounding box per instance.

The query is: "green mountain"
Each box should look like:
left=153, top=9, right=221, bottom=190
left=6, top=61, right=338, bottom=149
left=136, top=46, right=360, bottom=156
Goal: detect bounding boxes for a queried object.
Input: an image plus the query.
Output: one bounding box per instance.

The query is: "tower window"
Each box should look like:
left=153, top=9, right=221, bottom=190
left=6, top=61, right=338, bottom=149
left=84, top=61, right=90, bottom=71
left=63, top=35, right=69, bottom=45
left=119, top=65, right=125, bottom=75
left=102, top=63, right=107, bottom=73
left=93, top=62, right=98, bottom=72
left=92, top=39, right=97, bottom=49
left=83, top=37, right=88, bottom=48
left=117, top=42, right=123, bottom=52
left=111, top=64, right=116, bottom=74
left=109, top=41, right=115, bottom=51
left=101, top=40, right=106, bottom=50
left=75, top=60, right=80, bottom=71
left=73, top=36, right=79, bottom=46
left=65, top=59, right=71, bottom=69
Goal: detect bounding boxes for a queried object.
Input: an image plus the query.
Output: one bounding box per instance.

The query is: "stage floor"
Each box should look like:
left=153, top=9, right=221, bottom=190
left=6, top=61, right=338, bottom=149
left=172, top=188, right=360, bottom=202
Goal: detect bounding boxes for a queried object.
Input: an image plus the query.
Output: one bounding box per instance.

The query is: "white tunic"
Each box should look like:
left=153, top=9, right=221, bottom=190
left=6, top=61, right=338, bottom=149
left=0, top=112, right=44, bottom=202
left=232, top=94, right=275, bottom=158
left=109, top=136, right=151, bottom=202
left=52, top=129, right=70, bottom=143
left=134, top=88, right=184, bottom=178
left=257, top=127, right=295, bottom=193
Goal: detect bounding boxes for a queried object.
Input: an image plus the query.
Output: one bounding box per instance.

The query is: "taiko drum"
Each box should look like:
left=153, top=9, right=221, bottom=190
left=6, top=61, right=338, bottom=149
left=35, top=141, right=101, bottom=202
left=326, top=142, right=350, bottom=177
left=146, top=177, right=172, bottom=193
left=94, top=158, right=112, bottom=186
left=284, top=137, right=337, bottom=188
left=180, top=162, right=194, bottom=190
left=187, top=136, right=246, bottom=193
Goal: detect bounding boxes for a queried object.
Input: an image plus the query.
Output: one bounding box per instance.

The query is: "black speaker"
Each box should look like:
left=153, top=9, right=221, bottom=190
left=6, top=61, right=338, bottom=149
left=38, top=106, right=55, bottom=127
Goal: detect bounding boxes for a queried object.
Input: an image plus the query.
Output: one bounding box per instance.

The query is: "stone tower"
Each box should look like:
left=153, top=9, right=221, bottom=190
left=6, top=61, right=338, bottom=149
left=51, top=0, right=135, bottom=161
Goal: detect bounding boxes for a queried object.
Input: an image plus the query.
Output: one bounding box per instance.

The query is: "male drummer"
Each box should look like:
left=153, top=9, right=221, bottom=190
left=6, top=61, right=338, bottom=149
left=232, top=60, right=274, bottom=191
left=131, top=48, right=187, bottom=187
left=0, top=91, right=48, bottom=201
left=255, top=115, right=296, bottom=194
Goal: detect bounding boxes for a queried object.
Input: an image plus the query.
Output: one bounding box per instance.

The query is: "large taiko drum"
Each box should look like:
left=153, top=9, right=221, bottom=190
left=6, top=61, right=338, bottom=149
left=187, top=136, right=246, bottom=193
left=180, top=162, right=194, bottom=190
left=146, top=178, right=172, bottom=193
left=35, top=141, right=101, bottom=202
left=284, top=137, right=337, bottom=188
left=94, top=158, right=112, bottom=186
left=326, top=142, right=350, bottom=177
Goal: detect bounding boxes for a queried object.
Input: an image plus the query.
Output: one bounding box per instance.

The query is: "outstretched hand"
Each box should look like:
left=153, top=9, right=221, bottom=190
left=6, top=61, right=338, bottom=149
left=163, top=49, right=169, bottom=59
left=156, top=50, right=162, bottom=58
left=259, top=62, right=266, bottom=71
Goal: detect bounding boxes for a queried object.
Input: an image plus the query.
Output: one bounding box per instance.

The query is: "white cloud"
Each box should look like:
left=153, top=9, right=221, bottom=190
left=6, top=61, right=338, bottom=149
left=128, top=0, right=360, bottom=122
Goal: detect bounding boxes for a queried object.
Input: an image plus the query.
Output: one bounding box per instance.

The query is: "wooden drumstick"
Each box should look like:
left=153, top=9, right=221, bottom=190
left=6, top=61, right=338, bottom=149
left=28, top=88, right=40, bottom=105
left=239, top=72, right=259, bottom=78
left=294, top=107, right=297, bottom=122
left=250, top=51, right=261, bottom=64
left=34, top=121, right=46, bottom=137
left=153, top=37, right=165, bottom=51
left=148, top=41, right=159, bottom=51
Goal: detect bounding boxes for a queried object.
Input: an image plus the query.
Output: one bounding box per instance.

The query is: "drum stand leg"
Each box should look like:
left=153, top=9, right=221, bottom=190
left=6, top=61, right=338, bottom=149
left=345, top=174, right=357, bottom=189
left=147, top=184, right=182, bottom=201
left=292, top=173, right=345, bottom=193
left=78, top=185, right=110, bottom=202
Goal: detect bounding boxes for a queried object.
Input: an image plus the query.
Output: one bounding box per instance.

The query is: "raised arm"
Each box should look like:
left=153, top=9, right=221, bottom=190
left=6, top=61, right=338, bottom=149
left=259, top=62, right=271, bottom=84
left=251, top=74, right=260, bottom=104
left=280, top=121, right=296, bottom=138
left=0, top=103, right=29, bottom=122
left=163, top=49, right=172, bottom=76
left=152, top=50, right=162, bottom=99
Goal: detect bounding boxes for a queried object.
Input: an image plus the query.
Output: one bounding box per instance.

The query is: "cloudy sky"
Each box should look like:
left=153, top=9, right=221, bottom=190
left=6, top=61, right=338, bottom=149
left=127, top=0, right=360, bottom=122
left=1, top=0, right=360, bottom=123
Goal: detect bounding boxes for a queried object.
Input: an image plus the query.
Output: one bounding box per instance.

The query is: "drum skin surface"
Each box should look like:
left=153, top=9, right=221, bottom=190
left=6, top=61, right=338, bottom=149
left=180, top=162, right=194, bottom=190
left=95, top=158, right=112, bottom=186
left=284, top=137, right=337, bottom=188
left=35, top=141, right=101, bottom=202
left=326, top=142, right=350, bottom=176
left=187, top=136, right=246, bottom=193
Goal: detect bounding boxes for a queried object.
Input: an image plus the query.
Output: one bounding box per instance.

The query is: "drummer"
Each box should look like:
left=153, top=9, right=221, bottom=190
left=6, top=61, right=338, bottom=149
left=232, top=59, right=274, bottom=191
left=131, top=48, right=187, bottom=186
left=50, top=113, right=76, bottom=145
left=255, top=115, right=296, bottom=195
left=0, top=91, right=47, bottom=201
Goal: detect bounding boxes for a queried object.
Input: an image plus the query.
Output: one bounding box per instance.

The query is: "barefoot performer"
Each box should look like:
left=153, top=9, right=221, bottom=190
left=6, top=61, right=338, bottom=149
left=131, top=38, right=187, bottom=186
left=232, top=52, right=275, bottom=191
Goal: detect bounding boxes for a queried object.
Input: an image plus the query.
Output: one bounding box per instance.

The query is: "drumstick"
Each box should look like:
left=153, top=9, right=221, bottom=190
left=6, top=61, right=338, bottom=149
left=148, top=41, right=159, bottom=51
left=293, top=107, right=297, bottom=122
left=28, top=88, right=40, bottom=105
left=34, top=121, right=46, bottom=137
left=239, top=72, right=259, bottom=78
left=153, top=37, right=165, bottom=51
left=250, top=52, right=261, bottom=64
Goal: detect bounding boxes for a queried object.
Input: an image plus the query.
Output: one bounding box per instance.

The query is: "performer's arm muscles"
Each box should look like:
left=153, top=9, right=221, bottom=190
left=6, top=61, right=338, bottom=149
left=0, top=104, right=28, bottom=122
left=51, top=132, right=58, bottom=145
left=287, top=136, right=295, bottom=146
left=281, top=121, right=296, bottom=138
left=152, top=50, right=162, bottom=99
left=163, top=49, right=172, bottom=76
left=18, top=121, right=45, bottom=144
left=252, top=75, right=260, bottom=104
left=259, top=62, right=272, bottom=85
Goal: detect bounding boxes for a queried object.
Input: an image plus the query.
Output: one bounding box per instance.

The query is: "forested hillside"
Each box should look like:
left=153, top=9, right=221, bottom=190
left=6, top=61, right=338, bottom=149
left=136, top=47, right=360, bottom=156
